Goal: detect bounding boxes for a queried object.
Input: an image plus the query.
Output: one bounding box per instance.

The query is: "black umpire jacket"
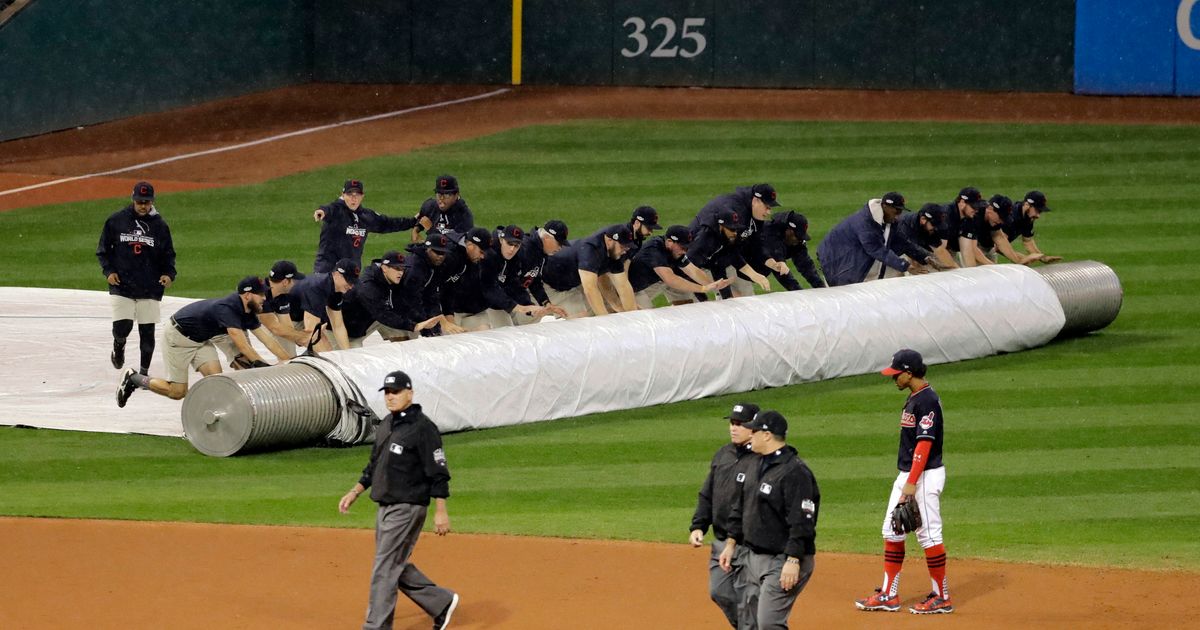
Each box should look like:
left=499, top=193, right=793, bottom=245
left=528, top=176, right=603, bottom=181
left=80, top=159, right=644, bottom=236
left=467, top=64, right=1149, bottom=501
left=690, top=442, right=757, bottom=541
left=96, top=205, right=176, bottom=300
left=728, top=445, right=820, bottom=558
left=359, top=404, right=451, bottom=506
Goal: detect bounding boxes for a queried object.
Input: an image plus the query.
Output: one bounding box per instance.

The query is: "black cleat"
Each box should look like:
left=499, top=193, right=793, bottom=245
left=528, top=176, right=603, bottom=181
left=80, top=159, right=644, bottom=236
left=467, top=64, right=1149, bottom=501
left=111, top=343, right=125, bottom=369
left=433, top=593, right=459, bottom=630
left=116, top=368, right=137, bottom=408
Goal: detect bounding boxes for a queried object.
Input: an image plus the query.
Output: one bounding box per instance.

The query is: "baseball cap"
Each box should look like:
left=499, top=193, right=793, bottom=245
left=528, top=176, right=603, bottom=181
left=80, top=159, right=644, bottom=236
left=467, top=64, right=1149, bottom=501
left=752, top=183, right=781, bottom=208
left=424, top=232, right=454, bottom=254
left=631, top=206, right=663, bottom=230
left=724, top=402, right=760, bottom=423
left=607, top=224, right=636, bottom=248
left=988, top=194, right=1014, bottom=217
left=463, top=227, right=493, bottom=249
left=334, top=258, right=361, bottom=281
left=1024, top=190, right=1051, bottom=212
left=918, top=203, right=945, bottom=225
left=544, top=220, right=569, bottom=244
left=379, top=370, right=413, bottom=392
left=434, top=174, right=459, bottom=194
left=881, top=192, right=909, bottom=211
left=269, top=260, right=304, bottom=281
left=498, top=224, right=525, bottom=245
left=717, top=210, right=747, bottom=232
left=131, top=181, right=155, bottom=202
left=958, top=187, right=982, bottom=204
left=783, top=210, right=811, bottom=240
left=749, top=410, right=788, bottom=438
left=881, top=348, right=926, bottom=376
left=238, top=276, right=266, bottom=295
left=665, top=225, right=692, bottom=245
left=343, top=179, right=364, bottom=194
left=380, top=250, right=406, bottom=269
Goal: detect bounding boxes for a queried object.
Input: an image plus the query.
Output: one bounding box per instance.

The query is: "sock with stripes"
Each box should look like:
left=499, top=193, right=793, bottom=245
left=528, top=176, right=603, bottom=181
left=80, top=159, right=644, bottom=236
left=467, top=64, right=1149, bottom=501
left=882, top=540, right=905, bottom=598
left=925, top=543, right=948, bottom=599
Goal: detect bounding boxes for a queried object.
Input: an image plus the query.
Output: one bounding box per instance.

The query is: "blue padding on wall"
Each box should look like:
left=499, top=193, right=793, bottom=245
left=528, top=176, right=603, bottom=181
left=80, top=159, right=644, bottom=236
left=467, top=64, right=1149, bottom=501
left=1075, top=0, right=1176, bottom=95
left=1176, top=0, right=1200, bottom=95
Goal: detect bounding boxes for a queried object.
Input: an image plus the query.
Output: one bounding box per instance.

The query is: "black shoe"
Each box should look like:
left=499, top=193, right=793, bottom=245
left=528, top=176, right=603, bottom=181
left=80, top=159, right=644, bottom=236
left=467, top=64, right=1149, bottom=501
left=116, top=368, right=137, bottom=408
left=433, top=593, right=459, bottom=630
left=111, top=342, right=125, bottom=369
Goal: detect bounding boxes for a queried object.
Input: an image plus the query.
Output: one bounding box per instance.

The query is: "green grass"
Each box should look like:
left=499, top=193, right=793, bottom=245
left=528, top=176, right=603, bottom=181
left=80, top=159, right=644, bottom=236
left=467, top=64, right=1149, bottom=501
left=2, top=119, right=1199, bottom=571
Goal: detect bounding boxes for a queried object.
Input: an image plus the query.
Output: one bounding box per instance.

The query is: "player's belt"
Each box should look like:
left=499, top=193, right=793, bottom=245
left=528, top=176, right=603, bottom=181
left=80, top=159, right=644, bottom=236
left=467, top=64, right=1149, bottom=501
left=169, top=317, right=206, bottom=343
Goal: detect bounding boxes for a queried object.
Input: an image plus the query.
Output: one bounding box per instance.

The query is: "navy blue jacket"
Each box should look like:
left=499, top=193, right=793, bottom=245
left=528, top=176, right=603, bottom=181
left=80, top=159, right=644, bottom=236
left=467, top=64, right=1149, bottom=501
left=314, top=198, right=417, bottom=273
left=342, top=263, right=416, bottom=338
left=517, top=229, right=555, bottom=306
left=96, top=205, right=176, bottom=300
left=754, top=214, right=826, bottom=290
left=890, top=212, right=941, bottom=263
left=816, top=202, right=910, bottom=287
left=418, top=197, right=474, bottom=234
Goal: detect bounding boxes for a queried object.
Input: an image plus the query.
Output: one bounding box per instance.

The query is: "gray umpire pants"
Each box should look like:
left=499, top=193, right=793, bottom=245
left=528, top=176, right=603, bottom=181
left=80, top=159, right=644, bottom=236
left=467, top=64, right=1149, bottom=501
left=709, top=541, right=756, bottom=630
left=363, top=503, right=455, bottom=630
left=742, top=551, right=814, bottom=630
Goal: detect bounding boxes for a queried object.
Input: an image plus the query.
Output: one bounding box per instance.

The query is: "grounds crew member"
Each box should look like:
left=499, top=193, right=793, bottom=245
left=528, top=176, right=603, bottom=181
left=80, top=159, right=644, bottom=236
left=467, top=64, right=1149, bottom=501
left=721, top=410, right=820, bottom=630
left=854, top=349, right=953, bottom=615
left=515, top=220, right=570, bottom=321
left=686, top=210, right=772, bottom=299
left=629, top=226, right=731, bottom=308
left=478, top=225, right=566, bottom=326
left=690, top=402, right=762, bottom=629
left=221, top=260, right=312, bottom=365
left=892, top=204, right=957, bottom=274
left=690, top=184, right=783, bottom=297
left=540, top=224, right=639, bottom=317
left=936, top=186, right=990, bottom=268
left=1002, top=190, right=1062, bottom=265
left=311, top=179, right=420, bottom=273
left=116, top=276, right=286, bottom=406
left=339, top=370, right=460, bottom=630
left=400, top=232, right=467, bottom=336
left=817, top=192, right=913, bottom=286
left=627, top=205, right=663, bottom=250
left=416, top=174, right=475, bottom=237
left=96, top=181, right=176, bottom=375
left=341, top=252, right=441, bottom=346
left=754, top=210, right=828, bottom=290
left=295, top=257, right=360, bottom=350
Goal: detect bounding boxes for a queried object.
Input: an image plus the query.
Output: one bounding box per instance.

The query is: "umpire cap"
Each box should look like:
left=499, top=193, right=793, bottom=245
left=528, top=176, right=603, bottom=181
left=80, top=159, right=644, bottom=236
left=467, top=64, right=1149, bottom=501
left=749, top=410, right=788, bottom=438
left=379, top=370, right=413, bottom=392
left=725, top=402, right=760, bottom=423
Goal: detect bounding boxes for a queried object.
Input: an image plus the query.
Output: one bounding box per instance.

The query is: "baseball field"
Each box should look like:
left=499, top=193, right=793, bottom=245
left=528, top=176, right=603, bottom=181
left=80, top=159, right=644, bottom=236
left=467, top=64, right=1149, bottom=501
left=1, top=85, right=1199, bottom=628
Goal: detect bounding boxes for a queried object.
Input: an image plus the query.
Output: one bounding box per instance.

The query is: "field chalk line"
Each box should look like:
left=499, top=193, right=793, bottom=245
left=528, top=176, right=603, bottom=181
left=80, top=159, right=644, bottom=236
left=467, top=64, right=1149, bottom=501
left=0, top=88, right=512, bottom=199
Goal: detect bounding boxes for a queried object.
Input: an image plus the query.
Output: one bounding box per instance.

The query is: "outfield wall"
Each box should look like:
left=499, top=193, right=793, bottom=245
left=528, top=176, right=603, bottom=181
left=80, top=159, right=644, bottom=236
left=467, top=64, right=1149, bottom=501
left=1075, top=0, right=1200, bottom=95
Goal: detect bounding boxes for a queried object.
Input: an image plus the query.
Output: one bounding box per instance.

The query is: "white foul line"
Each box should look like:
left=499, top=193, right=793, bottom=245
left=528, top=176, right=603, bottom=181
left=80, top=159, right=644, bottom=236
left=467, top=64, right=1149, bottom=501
left=0, top=88, right=512, bottom=199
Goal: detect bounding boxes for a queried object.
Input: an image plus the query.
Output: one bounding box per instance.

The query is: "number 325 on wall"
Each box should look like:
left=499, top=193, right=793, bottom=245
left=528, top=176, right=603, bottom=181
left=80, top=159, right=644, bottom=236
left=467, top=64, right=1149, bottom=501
left=621, top=17, right=707, bottom=58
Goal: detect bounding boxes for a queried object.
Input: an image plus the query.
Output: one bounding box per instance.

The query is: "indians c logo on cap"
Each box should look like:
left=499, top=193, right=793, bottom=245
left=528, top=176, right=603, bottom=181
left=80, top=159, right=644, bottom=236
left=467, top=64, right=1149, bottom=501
left=440, top=178, right=449, bottom=189
left=138, top=185, right=150, bottom=195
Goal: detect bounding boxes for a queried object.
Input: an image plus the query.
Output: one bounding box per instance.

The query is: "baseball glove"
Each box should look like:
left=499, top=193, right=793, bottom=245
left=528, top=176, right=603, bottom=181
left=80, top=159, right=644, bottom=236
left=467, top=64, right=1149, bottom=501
left=891, top=499, right=922, bottom=535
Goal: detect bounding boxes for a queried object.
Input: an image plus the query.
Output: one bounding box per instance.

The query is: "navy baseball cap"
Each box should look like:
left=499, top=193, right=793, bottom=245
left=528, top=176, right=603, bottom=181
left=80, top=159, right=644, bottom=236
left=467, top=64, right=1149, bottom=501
left=544, top=220, right=569, bottom=244
left=665, top=225, right=692, bottom=246
left=269, top=260, right=304, bottom=281
left=380, top=251, right=406, bottom=269
left=334, top=258, right=361, bottom=281
left=752, top=183, right=780, bottom=207
left=343, top=179, right=364, bottom=194
left=881, top=348, right=926, bottom=376
left=238, top=276, right=266, bottom=295
left=463, top=227, right=493, bottom=249
left=717, top=210, right=747, bottom=232
left=1024, top=190, right=1051, bottom=211
left=958, top=187, right=982, bottom=204
left=632, top=206, right=663, bottom=230
left=749, top=410, right=788, bottom=438
left=725, top=402, right=760, bottom=423
left=918, top=203, right=944, bottom=224
left=988, top=194, right=1014, bottom=217
left=435, top=174, right=459, bottom=194
left=784, top=210, right=811, bottom=240
left=607, top=224, right=636, bottom=248
left=425, top=232, right=454, bottom=254
left=498, top=224, right=524, bottom=245
left=882, top=192, right=909, bottom=211
left=131, top=181, right=155, bottom=202
left=379, top=370, right=413, bottom=392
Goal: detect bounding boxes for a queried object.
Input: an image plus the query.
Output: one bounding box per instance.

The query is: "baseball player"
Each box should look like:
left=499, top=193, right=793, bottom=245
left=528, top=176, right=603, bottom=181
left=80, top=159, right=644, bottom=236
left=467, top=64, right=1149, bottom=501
left=690, top=184, right=784, bottom=297
left=338, top=370, right=459, bottom=630
left=816, top=192, right=913, bottom=286
left=753, top=211, right=828, bottom=290
left=96, top=181, right=176, bottom=374
left=539, top=224, right=639, bottom=317
left=629, top=226, right=730, bottom=308
left=311, top=179, right=419, bottom=273
left=1001, top=190, right=1062, bottom=264
left=115, top=276, right=287, bottom=406
left=855, top=348, right=953, bottom=615
left=417, top=174, right=474, bottom=235
left=514, top=220, right=570, bottom=322
left=720, top=410, right=820, bottom=629
left=690, top=402, right=761, bottom=629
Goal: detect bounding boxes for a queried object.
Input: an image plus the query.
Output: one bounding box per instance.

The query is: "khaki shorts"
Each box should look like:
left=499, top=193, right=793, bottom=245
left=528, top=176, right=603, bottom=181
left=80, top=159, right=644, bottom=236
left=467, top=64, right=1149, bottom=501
left=163, top=325, right=219, bottom=384
left=454, top=309, right=513, bottom=331
left=545, top=285, right=592, bottom=318
left=635, top=282, right=695, bottom=309
left=723, top=266, right=755, bottom=298
left=110, top=295, right=161, bottom=324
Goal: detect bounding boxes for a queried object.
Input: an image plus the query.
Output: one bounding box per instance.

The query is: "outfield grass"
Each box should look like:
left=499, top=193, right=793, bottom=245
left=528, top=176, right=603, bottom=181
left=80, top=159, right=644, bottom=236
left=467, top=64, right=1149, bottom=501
left=1, top=119, right=1198, bottom=571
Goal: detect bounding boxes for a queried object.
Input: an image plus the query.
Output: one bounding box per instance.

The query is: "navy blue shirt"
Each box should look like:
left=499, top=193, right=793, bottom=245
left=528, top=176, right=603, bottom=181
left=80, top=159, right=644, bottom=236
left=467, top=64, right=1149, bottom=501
left=314, top=198, right=418, bottom=273
left=890, top=212, right=941, bottom=263
left=172, top=292, right=260, bottom=342
left=1003, top=209, right=1037, bottom=242
left=517, top=229, right=556, bottom=305
left=541, top=225, right=628, bottom=291
left=897, top=385, right=945, bottom=472
left=418, top=197, right=474, bottom=234
left=754, top=214, right=826, bottom=290
left=938, top=202, right=983, bottom=254
left=294, top=272, right=343, bottom=323
left=628, top=236, right=688, bottom=293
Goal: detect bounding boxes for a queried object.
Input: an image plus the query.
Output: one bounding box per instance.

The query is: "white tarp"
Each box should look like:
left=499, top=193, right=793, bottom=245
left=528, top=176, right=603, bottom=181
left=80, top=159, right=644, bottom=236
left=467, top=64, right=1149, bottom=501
left=0, top=265, right=1065, bottom=437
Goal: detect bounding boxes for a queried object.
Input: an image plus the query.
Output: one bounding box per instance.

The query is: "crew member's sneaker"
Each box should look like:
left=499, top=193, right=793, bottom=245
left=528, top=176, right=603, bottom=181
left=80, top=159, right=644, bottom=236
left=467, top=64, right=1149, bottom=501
left=433, top=592, right=459, bottom=629
left=111, top=342, right=125, bottom=369
left=910, top=592, right=954, bottom=614
left=116, top=368, right=137, bottom=408
left=855, top=588, right=900, bottom=612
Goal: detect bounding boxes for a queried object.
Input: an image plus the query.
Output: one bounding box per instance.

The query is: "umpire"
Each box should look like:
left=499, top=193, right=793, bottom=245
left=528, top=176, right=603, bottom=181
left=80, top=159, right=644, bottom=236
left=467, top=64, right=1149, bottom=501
left=96, top=181, right=176, bottom=374
left=339, top=371, right=460, bottom=630
left=721, top=411, right=820, bottom=630
left=690, top=402, right=761, bottom=629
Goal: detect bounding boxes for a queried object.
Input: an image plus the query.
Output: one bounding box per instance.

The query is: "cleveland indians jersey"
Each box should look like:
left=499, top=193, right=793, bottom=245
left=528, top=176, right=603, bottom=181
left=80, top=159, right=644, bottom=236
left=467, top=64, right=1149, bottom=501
left=897, top=385, right=944, bottom=472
